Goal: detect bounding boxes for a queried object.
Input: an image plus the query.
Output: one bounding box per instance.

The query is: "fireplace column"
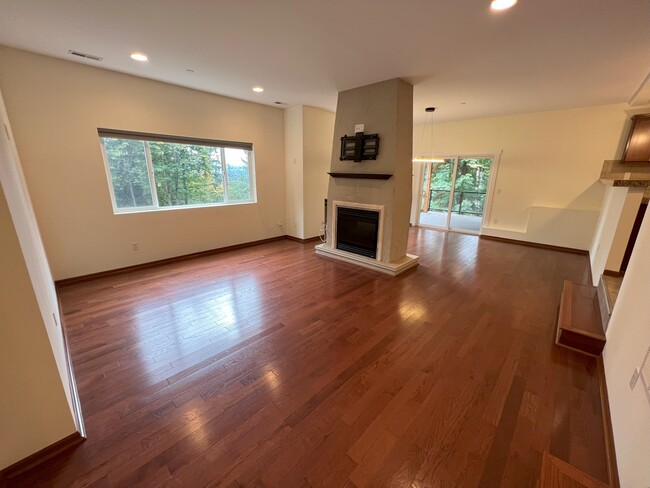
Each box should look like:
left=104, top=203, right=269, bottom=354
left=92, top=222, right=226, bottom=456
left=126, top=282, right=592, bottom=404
left=315, top=78, right=419, bottom=276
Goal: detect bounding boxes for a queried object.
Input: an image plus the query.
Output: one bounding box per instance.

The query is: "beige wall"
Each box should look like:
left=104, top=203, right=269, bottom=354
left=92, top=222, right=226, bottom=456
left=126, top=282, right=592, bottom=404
left=414, top=104, right=630, bottom=249
left=284, top=105, right=304, bottom=239
left=0, top=184, right=76, bottom=469
left=604, top=207, right=650, bottom=487
left=590, top=186, right=630, bottom=285
left=302, top=106, right=334, bottom=239
left=0, top=86, right=76, bottom=417
left=0, top=46, right=286, bottom=280
left=284, top=105, right=334, bottom=240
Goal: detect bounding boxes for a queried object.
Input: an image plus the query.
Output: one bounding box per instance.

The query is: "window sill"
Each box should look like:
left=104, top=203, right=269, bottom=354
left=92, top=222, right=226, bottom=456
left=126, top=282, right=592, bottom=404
left=113, top=199, right=257, bottom=215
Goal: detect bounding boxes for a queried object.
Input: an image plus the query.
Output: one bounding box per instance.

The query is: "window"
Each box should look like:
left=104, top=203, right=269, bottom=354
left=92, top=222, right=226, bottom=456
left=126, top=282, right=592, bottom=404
left=98, top=129, right=256, bottom=213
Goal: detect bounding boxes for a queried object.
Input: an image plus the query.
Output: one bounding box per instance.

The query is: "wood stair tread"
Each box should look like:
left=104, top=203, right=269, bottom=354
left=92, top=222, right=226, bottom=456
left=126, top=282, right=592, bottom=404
left=540, top=452, right=609, bottom=488
left=556, top=280, right=606, bottom=356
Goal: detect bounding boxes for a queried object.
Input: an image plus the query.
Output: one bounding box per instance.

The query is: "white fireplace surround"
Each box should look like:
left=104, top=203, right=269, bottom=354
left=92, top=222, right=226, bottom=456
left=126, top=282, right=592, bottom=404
left=315, top=200, right=419, bottom=276
left=330, top=200, right=384, bottom=261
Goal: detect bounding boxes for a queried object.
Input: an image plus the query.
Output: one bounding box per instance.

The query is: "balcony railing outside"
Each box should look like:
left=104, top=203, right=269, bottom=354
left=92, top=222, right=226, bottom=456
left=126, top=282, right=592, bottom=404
left=425, top=189, right=486, bottom=216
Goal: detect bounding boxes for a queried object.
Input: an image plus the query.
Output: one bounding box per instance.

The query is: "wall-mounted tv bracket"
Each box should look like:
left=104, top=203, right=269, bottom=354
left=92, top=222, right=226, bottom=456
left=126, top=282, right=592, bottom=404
left=339, top=132, right=379, bottom=162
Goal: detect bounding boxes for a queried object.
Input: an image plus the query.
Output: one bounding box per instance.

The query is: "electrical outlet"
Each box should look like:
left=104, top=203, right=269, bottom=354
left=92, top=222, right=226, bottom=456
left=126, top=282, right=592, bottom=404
left=355, top=124, right=364, bottom=133
left=132, top=242, right=139, bottom=251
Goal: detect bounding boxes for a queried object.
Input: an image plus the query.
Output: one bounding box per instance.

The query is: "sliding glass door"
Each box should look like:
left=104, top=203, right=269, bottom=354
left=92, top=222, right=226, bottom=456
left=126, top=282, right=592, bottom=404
left=419, top=159, right=454, bottom=228
left=418, top=156, right=494, bottom=234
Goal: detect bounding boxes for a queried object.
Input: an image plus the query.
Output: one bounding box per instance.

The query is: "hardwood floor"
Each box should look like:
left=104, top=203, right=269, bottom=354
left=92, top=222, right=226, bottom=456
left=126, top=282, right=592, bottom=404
left=11, top=228, right=607, bottom=487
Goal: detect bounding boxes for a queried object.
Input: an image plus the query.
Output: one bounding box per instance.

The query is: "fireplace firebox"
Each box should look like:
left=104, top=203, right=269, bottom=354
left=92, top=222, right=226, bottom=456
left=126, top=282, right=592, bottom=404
left=336, top=207, right=380, bottom=258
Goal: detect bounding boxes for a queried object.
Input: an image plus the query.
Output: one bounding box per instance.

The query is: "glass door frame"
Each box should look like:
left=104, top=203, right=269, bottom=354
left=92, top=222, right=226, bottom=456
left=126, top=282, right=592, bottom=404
left=412, top=152, right=501, bottom=235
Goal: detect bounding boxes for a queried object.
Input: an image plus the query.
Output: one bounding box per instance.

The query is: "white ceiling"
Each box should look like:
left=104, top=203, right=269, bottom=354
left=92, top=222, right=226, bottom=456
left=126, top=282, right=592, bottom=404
left=0, top=0, right=649, bottom=123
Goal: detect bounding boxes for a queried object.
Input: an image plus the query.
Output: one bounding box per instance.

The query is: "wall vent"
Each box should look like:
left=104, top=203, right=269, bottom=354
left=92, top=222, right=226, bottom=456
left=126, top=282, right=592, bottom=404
left=68, top=50, right=103, bottom=61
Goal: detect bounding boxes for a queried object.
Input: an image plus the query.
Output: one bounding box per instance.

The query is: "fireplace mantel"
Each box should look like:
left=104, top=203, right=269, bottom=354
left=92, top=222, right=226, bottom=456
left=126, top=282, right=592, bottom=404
left=327, top=172, right=392, bottom=180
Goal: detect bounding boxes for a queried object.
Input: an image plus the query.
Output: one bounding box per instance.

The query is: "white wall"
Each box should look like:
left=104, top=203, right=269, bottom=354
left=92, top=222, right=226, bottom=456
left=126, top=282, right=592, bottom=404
left=589, top=186, right=629, bottom=284
left=414, top=104, right=630, bottom=249
left=604, top=207, right=650, bottom=488
left=605, top=189, right=644, bottom=272
left=0, top=46, right=286, bottom=280
left=0, top=182, right=76, bottom=469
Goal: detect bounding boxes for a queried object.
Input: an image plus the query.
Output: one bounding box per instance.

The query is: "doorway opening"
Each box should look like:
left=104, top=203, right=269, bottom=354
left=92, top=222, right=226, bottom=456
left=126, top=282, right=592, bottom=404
left=602, top=192, right=648, bottom=309
left=416, top=156, right=496, bottom=234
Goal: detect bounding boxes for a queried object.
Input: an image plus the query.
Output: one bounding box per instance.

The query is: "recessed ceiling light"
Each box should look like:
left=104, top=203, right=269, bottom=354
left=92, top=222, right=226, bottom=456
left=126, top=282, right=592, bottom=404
left=252, top=86, right=264, bottom=93
left=490, top=0, right=517, bottom=10
left=130, top=52, right=148, bottom=62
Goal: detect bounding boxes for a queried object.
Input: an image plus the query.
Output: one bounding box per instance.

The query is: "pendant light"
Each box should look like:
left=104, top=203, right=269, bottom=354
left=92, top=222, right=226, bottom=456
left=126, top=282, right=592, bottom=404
left=412, top=107, right=445, bottom=163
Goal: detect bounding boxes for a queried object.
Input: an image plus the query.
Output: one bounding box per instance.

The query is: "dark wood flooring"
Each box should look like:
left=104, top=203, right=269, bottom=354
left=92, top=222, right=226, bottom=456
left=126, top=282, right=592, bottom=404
left=11, top=228, right=607, bottom=487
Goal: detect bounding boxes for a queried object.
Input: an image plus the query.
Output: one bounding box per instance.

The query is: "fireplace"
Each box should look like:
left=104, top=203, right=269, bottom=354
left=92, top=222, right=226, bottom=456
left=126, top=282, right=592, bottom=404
left=316, top=200, right=417, bottom=275
left=336, top=206, right=380, bottom=259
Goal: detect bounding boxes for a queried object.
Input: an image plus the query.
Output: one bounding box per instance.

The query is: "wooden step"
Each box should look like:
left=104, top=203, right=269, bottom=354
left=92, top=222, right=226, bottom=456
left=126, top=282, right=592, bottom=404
left=540, top=452, right=609, bottom=488
left=556, top=280, right=606, bottom=356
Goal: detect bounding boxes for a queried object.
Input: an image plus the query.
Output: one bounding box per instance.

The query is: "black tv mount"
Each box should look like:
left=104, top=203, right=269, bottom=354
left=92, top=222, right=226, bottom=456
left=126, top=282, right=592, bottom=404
left=339, top=131, right=379, bottom=162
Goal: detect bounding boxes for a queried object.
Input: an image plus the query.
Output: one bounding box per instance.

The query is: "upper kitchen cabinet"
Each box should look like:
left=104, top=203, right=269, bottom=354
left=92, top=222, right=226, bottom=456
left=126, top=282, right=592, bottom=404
left=623, top=114, right=650, bottom=163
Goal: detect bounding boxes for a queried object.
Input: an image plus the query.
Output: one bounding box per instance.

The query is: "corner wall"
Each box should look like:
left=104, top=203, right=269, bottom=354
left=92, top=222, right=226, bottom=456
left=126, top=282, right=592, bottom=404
left=284, top=105, right=334, bottom=239
left=603, top=207, right=650, bottom=487
left=414, top=104, right=629, bottom=249
left=303, top=106, right=335, bottom=239
left=284, top=106, right=305, bottom=238
left=0, top=183, right=76, bottom=469
left=0, top=46, right=286, bottom=280
left=605, top=189, right=644, bottom=272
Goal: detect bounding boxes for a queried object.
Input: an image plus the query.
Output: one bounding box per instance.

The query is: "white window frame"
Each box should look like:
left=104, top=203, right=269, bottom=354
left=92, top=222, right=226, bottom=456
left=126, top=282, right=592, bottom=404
left=98, top=129, right=257, bottom=214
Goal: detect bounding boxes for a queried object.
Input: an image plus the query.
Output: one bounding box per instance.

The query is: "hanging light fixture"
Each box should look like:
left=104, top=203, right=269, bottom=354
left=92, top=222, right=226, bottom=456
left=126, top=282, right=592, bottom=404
left=412, top=107, right=445, bottom=163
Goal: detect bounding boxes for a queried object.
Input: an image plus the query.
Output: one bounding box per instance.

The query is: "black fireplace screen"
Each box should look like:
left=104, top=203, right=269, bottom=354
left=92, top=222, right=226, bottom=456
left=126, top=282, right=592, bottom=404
left=336, top=207, right=379, bottom=258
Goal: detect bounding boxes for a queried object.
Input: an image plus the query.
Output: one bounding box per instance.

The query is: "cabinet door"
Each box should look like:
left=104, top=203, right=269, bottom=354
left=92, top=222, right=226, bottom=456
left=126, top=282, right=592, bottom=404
left=623, top=115, right=650, bottom=162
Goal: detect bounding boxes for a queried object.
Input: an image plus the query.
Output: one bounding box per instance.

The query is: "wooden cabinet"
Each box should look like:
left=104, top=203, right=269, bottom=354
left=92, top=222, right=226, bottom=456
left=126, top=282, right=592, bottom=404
left=623, top=114, right=650, bottom=162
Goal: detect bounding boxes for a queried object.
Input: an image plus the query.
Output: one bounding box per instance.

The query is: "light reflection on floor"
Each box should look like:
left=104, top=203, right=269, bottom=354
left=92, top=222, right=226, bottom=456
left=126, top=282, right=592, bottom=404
left=128, top=274, right=262, bottom=375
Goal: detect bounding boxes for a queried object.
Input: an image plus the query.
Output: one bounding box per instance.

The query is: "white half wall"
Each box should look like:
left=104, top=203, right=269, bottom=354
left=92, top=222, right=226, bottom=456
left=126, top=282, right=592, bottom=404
left=482, top=206, right=600, bottom=250
left=603, top=207, right=650, bottom=488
